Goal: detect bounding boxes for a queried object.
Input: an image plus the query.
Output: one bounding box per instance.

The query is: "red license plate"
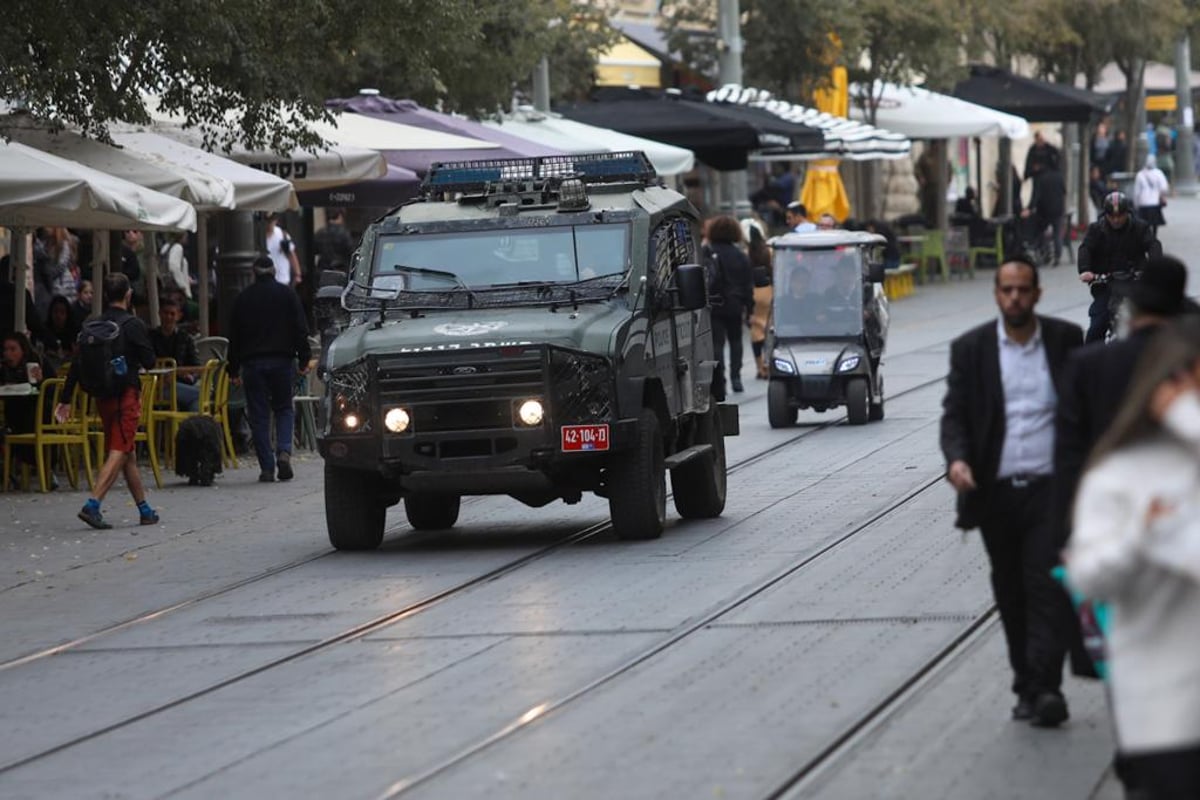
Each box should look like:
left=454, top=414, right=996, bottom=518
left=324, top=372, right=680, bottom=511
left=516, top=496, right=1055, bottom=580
left=561, top=424, right=610, bottom=452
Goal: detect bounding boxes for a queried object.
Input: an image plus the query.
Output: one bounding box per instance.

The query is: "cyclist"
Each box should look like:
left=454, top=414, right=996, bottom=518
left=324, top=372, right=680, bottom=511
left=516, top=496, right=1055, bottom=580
left=1077, top=192, right=1161, bottom=343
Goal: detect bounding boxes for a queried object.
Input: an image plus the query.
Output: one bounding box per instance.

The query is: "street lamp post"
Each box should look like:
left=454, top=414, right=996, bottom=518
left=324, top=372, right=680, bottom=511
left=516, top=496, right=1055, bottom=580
left=717, top=0, right=749, bottom=216
left=1174, top=36, right=1197, bottom=196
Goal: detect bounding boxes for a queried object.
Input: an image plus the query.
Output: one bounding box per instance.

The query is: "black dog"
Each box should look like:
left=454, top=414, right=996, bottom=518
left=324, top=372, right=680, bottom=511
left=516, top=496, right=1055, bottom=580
left=174, top=416, right=224, bottom=486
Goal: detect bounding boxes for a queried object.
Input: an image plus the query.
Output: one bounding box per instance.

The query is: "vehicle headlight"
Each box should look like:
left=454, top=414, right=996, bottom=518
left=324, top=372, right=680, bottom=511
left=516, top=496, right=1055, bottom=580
left=837, top=355, right=861, bottom=373
left=340, top=411, right=362, bottom=432
left=384, top=407, right=411, bottom=434
left=516, top=399, right=545, bottom=427
left=773, top=358, right=797, bottom=375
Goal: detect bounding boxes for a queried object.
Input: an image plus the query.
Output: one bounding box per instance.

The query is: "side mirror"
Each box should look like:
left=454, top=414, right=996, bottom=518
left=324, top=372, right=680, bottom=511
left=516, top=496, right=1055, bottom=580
left=675, top=263, right=708, bottom=311
left=319, top=269, right=348, bottom=289
left=867, top=262, right=886, bottom=284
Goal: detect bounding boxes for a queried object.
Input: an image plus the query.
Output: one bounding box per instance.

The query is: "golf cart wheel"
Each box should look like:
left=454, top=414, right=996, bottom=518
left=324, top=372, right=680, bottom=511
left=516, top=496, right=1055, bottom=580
left=608, top=409, right=666, bottom=540
left=846, top=377, right=870, bottom=426
left=404, top=494, right=461, bottom=530
left=672, top=404, right=727, bottom=519
left=768, top=381, right=797, bottom=428
left=869, top=374, right=885, bottom=422
left=325, top=464, right=386, bottom=551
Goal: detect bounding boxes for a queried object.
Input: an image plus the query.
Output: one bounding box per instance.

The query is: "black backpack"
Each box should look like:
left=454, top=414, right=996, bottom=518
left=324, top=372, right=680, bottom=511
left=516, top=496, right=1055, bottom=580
left=76, top=318, right=129, bottom=398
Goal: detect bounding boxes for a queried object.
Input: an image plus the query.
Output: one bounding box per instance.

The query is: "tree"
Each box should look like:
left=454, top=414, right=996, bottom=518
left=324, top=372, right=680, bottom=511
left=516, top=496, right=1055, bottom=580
left=841, top=0, right=965, bottom=125
left=661, top=0, right=842, bottom=98
left=0, top=0, right=612, bottom=153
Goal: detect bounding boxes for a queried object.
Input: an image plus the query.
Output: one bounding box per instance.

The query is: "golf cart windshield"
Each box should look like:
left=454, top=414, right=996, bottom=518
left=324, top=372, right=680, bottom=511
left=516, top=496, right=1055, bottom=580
left=370, top=223, right=630, bottom=292
left=772, top=247, right=865, bottom=338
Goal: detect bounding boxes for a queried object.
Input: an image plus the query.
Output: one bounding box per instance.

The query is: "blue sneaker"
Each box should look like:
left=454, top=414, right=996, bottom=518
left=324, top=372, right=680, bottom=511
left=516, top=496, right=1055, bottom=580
left=78, top=505, right=112, bottom=530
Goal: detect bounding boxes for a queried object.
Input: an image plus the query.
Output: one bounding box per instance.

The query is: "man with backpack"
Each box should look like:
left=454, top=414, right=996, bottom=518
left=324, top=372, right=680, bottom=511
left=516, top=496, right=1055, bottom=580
left=56, top=273, right=159, bottom=529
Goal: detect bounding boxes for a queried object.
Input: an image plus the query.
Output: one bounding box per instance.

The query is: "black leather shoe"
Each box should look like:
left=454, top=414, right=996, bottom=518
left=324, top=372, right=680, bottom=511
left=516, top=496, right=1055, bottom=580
left=1012, top=698, right=1035, bottom=721
left=731, top=378, right=744, bottom=393
left=1031, top=692, right=1068, bottom=727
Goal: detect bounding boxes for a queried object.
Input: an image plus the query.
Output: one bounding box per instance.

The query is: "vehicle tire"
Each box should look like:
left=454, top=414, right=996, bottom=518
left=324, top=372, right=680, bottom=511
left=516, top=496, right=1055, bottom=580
left=404, top=494, right=461, bottom=530
left=868, top=374, right=885, bottom=422
left=608, top=408, right=666, bottom=540
left=846, top=377, right=869, bottom=426
left=671, top=405, right=727, bottom=519
left=325, top=464, right=386, bottom=551
left=768, top=380, right=797, bottom=428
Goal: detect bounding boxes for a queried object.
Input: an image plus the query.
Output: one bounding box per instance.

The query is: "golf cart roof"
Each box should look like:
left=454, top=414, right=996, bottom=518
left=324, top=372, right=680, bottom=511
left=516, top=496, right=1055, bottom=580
left=769, top=231, right=887, bottom=249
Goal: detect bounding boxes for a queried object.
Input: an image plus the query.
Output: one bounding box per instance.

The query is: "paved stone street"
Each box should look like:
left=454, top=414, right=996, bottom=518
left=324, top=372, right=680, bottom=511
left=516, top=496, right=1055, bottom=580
left=1, top=197, right=1196, bottom=798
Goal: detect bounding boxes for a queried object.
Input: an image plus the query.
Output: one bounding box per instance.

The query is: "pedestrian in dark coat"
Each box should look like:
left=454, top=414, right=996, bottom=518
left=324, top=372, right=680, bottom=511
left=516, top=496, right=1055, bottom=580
left=227, top=256, right=312, bottom=483
left=940, top=256, right=1083, bottom=728
left=704, top=215, right=754, bottom=399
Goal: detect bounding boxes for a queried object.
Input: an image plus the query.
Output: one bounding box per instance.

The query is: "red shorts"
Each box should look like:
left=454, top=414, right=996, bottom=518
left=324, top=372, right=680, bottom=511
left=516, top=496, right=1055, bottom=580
left=95, top=387, right=141, bottom=454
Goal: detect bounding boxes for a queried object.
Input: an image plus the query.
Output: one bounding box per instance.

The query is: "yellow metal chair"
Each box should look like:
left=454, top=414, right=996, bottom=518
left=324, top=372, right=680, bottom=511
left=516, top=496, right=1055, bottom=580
left=2, top=378, right=94, bottom=493
left=151, top=358, right=219, bottom=466
left=920, top=230, right=949, bottom=282
left=211, top=365, right=239, bottom=469
left=135, top=374, right=164, bottom=489
left=83, top=375, right=164, bottom=489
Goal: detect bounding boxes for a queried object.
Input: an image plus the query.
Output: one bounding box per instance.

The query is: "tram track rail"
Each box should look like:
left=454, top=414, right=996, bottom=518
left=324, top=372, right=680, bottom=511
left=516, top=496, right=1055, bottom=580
left=765, top=607, right=999, bottom=800
left=375, top=472, right=951, bottom=797
left=0, top=372, right=950, bottom=777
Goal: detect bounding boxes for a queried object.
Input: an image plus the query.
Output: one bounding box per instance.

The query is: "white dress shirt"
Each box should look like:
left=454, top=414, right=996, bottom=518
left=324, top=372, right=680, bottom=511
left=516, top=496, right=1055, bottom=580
left=792, top=221, right=818, bottom=233
left=995, top=318, right=1056, bottom=478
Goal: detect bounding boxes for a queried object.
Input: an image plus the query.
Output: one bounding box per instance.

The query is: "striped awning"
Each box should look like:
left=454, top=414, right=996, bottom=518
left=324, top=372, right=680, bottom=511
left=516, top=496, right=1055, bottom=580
left=707, top=85, right=912, bottom=161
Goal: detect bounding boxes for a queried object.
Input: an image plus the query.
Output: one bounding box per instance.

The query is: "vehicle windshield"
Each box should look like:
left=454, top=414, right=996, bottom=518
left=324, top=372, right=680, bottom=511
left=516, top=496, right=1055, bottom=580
left=772, top=247, right=865, bottom=338
left=370, top=224, right=630, bottom=294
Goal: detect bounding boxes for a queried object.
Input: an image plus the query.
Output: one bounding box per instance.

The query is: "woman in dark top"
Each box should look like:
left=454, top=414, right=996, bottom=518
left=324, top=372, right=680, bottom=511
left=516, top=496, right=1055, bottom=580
left=1, top=331, right=56, bottom=482
left=38, top=295, right=78, bottom=373
left=744, top=222, right=774, bottom=380
left=704, top=215, right=755, bottom=398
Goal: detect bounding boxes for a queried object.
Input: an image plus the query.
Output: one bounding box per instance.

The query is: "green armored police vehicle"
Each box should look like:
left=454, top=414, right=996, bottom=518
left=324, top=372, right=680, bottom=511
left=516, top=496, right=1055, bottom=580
left=316, top=152, right=738, bottom=550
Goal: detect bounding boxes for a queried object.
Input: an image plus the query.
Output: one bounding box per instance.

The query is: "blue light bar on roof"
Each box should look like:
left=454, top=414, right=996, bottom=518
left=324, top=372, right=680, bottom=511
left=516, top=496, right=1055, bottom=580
left=423, top=151, right=657, bottom=195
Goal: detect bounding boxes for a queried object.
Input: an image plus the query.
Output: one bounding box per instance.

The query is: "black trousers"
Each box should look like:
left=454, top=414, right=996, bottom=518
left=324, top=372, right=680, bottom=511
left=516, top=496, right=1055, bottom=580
left=978, top=478, right=1074, bottom=699
left=1086, top=285, right=1113, bottom=344
left=711, top=314, right=744, bottom=398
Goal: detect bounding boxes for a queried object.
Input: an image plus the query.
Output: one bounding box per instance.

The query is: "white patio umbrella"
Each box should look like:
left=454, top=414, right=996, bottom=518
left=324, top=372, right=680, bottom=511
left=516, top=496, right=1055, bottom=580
left=850, top=82, right=1030, bottom=139
left=4, top=121, right=235, bottom=210
left=0, top=139, right=196, bottom=333
left=107, top=128, right=299, bottom=333
left=109, top=129, right=296, bottom=212
left=482, top=107, right=695, bottom=176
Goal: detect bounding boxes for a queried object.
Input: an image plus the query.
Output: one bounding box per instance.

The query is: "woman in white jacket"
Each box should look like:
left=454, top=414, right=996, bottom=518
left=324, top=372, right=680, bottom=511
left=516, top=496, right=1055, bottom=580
left=1067, top=316, right=1200, bottom=798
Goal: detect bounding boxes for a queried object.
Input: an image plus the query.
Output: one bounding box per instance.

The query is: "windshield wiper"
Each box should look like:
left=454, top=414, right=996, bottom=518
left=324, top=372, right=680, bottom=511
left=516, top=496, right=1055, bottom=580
left=384, top=264, right=480, bottom=308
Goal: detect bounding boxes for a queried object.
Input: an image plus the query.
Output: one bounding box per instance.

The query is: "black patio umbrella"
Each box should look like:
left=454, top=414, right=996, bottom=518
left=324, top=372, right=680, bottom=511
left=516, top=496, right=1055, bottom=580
left=558, top=88, right=823, bottom=170
left=953, top=64, right=1114, bottom=123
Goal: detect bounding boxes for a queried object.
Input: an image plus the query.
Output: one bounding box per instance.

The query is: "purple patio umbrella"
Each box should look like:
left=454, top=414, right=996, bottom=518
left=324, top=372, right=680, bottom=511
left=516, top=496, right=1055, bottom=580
left=325, top=93, right=563, bottom=175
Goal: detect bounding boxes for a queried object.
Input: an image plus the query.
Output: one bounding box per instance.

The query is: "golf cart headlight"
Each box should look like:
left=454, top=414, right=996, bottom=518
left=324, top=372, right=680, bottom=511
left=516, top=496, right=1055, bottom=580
left=838, top=355, right=861, bottom=373
left=341, top=411, right=362, bottom=432
left=773, top=358, right=797, bottom=375
left=516, top=399, right=545, bottom=427
left=384, top=407, right=411, bottom=434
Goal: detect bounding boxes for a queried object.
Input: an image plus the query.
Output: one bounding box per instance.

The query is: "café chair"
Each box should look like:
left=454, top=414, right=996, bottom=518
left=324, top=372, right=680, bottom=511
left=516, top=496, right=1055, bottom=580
left=2, top=378, right=94, bottom=494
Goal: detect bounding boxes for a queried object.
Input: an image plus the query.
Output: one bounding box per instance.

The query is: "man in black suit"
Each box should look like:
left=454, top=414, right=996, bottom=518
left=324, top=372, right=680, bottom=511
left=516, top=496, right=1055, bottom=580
left=940, top=256, right=1083, bottom=727
left=1055, top=255, right=1195, bottom=537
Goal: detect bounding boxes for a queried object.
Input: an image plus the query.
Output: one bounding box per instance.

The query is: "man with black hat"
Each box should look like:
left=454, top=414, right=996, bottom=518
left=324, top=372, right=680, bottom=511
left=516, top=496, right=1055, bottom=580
left=227, top=256, right=312, bottom=483
left=1055, top=254, right=1197, bottom=539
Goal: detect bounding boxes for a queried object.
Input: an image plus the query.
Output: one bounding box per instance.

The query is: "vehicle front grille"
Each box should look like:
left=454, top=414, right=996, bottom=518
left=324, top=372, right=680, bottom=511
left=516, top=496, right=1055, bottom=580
left=374, top=348, right=544, bottom=434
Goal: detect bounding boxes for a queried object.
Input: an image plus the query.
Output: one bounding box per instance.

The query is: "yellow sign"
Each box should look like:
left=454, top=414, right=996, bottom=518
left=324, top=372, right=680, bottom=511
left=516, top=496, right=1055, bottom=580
left=1146, top=94, right=1177, bottom=112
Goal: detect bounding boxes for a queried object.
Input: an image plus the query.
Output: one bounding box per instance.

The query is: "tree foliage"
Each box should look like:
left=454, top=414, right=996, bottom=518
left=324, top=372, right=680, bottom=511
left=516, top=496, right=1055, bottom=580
left=841, top=0, right=964, bottom=124
left=0, top=0, right=612, bottom=153
left=661, top=0, right=842, bottom=99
